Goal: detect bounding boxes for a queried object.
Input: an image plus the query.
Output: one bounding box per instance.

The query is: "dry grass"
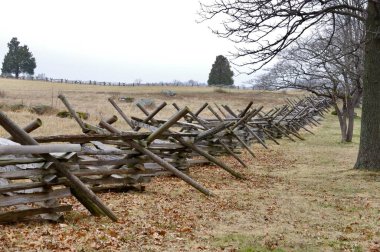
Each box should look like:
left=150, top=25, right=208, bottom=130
left=0, top=78, right=304, bottom=136
left=0, top=78, right=378, bottom=251
left=0, top=90, right=6, bottom=98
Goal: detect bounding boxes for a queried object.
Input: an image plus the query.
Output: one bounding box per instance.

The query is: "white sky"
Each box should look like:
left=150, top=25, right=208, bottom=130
left=0, top=0, right=251, bottom=84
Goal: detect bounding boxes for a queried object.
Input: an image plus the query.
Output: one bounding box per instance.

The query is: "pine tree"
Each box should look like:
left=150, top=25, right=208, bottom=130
left=1, top=37, right=36, bottom=78
left=207, top=55, right=234, bottom=86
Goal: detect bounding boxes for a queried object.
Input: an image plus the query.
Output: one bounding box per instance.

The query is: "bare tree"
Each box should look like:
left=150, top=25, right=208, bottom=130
left=187, top=79, right=199, bottom=86
left=199, top=0, right=365, bottom=72
left=134, top=78, right=143, bottom=85
left=199, top=0, right=380, bottom=170
left=255, top=15, right=364, bottom=142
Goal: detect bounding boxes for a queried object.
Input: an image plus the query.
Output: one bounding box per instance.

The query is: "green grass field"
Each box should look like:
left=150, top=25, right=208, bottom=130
left=0, top=78, right=378, bottom=251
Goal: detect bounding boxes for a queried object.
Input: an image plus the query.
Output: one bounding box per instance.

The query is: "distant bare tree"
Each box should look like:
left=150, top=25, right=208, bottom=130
left=172, top=80, right=183, bottom=86
left=187, top=79, right=199, bottom=86
left=134, top=78, right=142, bottom=85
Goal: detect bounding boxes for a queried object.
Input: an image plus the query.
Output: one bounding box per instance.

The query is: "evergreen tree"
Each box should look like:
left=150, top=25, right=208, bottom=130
left=1, top=37, right=36, bottom=78
left=207, top=55, right=234, bottom=86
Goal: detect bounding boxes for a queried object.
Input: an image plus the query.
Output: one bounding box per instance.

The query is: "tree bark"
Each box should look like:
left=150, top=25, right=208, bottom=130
left=333, top=97, right=356, bottom=143
left=334, top=103, right=348, bottom=142
left=355, top=1, right=380, bottom=170
left=345, top=100, right=355, bottom=142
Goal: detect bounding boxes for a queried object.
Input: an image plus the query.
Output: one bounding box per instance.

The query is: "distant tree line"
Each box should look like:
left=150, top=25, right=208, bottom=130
left=1, top=74, right=210, bottom=87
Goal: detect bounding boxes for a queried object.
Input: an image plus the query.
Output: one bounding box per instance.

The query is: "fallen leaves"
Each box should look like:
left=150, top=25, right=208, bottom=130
left=0, top=144, right=378, bottom=251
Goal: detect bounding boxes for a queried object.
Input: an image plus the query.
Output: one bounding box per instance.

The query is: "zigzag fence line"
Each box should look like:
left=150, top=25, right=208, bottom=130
left=0, top=94, right=331, bottom=223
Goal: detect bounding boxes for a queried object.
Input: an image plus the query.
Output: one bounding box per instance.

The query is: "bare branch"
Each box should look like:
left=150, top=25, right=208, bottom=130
left=199, top=0, right=366, bottom=72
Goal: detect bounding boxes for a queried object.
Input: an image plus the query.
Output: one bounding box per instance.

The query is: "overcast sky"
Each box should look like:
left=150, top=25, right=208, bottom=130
left=0, top=0, right=252, bottom=84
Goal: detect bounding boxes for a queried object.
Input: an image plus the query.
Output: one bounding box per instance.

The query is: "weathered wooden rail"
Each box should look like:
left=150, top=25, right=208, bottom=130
left=0, top=94, right=331, bottom=223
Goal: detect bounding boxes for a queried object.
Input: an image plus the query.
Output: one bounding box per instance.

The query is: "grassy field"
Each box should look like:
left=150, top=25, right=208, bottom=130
left=0, top=78, right=302, bottom=136
left=0, top=79, right=379, bottom=251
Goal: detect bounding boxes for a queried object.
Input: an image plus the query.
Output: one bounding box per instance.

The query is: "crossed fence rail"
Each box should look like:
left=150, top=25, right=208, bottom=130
left=0, top=94, right=331, bottom=223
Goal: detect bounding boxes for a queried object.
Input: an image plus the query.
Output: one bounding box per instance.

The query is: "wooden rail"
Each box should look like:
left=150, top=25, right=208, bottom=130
left=0, top=94, right=332, bottom=223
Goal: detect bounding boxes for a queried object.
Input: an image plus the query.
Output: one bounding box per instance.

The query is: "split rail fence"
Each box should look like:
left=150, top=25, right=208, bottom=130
left=0, top=94, right=331, bottom=223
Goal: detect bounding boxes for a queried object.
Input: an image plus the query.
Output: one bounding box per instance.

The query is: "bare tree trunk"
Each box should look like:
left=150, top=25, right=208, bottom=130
left=334, top=98, right=356, bottom=143
left=345, top=100, right=355, bottom=142
left=355, top=1, right=380, bottom=171
left=333, top=103, right=348, bottom=142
